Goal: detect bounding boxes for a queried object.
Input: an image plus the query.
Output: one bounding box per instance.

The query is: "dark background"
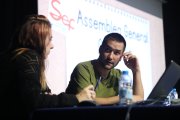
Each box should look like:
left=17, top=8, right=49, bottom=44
left=1, top=0, right=180, bottom=91
left=163, top=0, right=180, bottom=66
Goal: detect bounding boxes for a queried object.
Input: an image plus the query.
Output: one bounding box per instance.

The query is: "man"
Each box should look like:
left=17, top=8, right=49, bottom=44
left=66, top=32, right=144, bottom=105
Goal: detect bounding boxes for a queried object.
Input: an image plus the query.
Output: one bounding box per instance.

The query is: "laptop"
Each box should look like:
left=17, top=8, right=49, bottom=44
left=136, top=60, right=180, bottom=105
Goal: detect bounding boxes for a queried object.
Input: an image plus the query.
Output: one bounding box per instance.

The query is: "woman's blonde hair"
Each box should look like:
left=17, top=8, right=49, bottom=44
left=14, top=15, right=51, bottom=91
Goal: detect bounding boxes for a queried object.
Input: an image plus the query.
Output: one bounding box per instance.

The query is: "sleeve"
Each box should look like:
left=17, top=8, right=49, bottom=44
left=65, top=63, right=92, bottom=94
left=15, top=51, right=79, bottom=111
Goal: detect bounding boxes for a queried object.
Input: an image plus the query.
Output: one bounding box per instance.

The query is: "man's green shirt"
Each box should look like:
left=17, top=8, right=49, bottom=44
left=66, top=60, right=121, bottom=97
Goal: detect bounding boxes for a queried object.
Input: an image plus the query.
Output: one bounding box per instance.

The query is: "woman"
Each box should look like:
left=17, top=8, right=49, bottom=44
left=0, top=14, right=95, bottom=119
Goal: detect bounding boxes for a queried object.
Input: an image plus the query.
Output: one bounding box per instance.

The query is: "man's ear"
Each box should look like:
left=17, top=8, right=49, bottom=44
left=119, top=55, right=123, bottom=61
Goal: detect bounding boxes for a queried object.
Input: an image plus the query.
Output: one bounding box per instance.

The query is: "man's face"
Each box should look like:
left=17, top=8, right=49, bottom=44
left=99, top=39, right=124, bottom=70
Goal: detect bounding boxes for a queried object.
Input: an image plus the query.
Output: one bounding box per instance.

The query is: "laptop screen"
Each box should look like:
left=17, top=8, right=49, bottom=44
left=147, top=60, right=180, bottom=100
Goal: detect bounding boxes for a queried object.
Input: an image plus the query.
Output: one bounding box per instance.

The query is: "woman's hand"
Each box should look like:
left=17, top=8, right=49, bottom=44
left=76, top=85, right=96, bottom=102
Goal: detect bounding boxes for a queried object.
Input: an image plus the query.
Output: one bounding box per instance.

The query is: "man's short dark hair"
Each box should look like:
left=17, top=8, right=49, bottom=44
left=101, top=33, right=126, bottom=51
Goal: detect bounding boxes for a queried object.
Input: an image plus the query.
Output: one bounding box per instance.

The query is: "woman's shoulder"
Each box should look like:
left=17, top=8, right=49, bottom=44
left=21, top=49, right=38, bottom=56
left=12, top=48, right=39, bottom=64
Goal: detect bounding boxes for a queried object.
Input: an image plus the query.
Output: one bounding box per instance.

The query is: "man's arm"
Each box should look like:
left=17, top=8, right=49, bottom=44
left=132, top=69, right=144, bottom=102
left=95, top=96, right=119, bottom=105
left=65, top=62, right=92, bottom=94
left=123, top=52, right=144, bottom=102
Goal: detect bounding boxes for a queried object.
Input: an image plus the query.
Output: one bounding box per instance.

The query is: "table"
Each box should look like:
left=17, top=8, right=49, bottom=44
left=31, top=104, right=180, bottom=120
